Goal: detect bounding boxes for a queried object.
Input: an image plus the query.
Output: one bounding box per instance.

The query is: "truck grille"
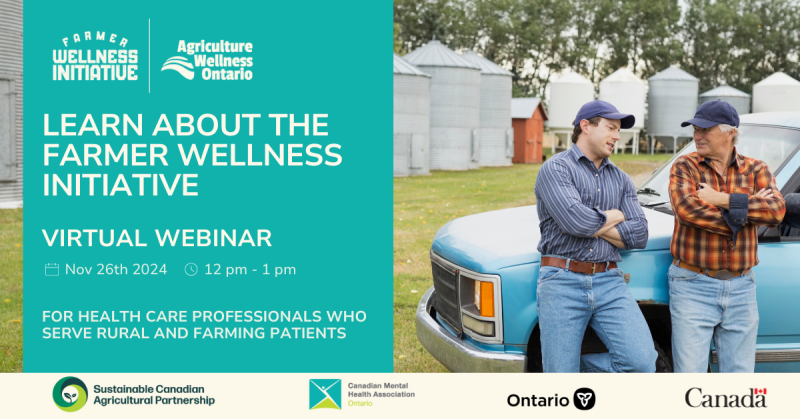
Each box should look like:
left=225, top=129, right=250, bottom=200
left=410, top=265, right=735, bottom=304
left=431, top=253, right=462, bottom=338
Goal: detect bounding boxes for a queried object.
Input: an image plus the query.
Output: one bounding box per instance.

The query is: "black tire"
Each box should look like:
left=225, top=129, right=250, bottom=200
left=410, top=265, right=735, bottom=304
left=654, top=340, right=673, bottom=373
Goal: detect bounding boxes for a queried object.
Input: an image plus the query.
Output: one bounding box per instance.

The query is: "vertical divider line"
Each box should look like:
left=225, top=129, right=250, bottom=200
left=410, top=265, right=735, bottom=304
left=149, top=19, right=151, bottom=93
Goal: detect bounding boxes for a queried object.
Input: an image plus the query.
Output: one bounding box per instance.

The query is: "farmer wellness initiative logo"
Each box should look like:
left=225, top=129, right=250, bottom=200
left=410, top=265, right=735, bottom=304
left=53, top=31, right=138, bottom=81
left=162, top=39, right=254, bottom=81
left=53, top=376, right=89, bottom=412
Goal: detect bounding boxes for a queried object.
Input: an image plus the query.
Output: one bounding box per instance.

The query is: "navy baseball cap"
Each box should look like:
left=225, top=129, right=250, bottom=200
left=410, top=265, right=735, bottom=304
left=573, top=100, right=635, bottom=129
left=681, top=100, right=740, bottom=128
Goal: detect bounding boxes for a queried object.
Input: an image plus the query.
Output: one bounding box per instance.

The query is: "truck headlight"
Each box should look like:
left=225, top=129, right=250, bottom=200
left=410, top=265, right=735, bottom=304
left=459, top=273, right=499, bottom=338
left=473, top=280, right=494, bottom=317
left=462, top=313, right=495, bottom=336
left=431, top=249, right=504, bottom=344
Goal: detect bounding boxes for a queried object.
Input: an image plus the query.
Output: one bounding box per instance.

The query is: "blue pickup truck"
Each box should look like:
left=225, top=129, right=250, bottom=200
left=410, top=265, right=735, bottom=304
left=416, top=112, right=800, bottom=372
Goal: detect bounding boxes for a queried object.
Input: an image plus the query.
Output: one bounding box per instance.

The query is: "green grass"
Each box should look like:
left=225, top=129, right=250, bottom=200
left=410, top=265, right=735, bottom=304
left=0, top=209, right=23, bottom=372
left=393, top=151, right=674, bottom=373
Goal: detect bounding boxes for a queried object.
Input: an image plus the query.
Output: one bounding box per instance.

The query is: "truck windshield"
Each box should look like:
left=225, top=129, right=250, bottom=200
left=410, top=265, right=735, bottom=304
left=637, top=124, right=800, bottom=214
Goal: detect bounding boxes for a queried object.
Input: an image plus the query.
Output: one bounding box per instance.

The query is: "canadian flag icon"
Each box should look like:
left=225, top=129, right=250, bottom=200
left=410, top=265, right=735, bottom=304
left=754, top=388, right=767, bottom=395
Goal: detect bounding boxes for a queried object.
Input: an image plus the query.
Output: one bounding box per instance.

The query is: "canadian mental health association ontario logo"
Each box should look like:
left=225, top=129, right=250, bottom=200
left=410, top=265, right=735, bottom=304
left=309, top=379, right=341, bottom=410
left=53, top=376, right=89, bottom=412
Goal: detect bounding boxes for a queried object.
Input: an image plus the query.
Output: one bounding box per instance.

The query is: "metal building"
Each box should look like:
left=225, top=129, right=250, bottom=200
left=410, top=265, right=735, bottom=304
left=460, top=51, right=514, bottom=167
left=752, top=72, right=800, bottom=113
left=647, top=65, right=699, bottom=154
left=547, top=72, right=594, bottom=154
left=404, top=40, right=481, bottom=170
left=599, top=67, right=645, bottom=154
left=699, top=85, right=751, bottom=116
left=511, top=98, right=548, bottom=163
left=393, top=54, right=431, bottom=177
left=0, top=0, right=22, bottom=207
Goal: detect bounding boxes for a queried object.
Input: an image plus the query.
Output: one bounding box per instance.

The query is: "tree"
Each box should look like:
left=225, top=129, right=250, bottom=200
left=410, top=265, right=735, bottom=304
left=504, top=0, right=578, bottom=98
left=681, top=0, right=741, bottom=92
left=682, top=0, right=800, bottom=94
left=394, top=23, right=404, bottom=54
left=583, top=0, right=682, bottom=81
left=394, top=0, right=464, bottom=51
left=392, top=0, right=800, bottom=103
left=731, top=0, right=800, bottom=91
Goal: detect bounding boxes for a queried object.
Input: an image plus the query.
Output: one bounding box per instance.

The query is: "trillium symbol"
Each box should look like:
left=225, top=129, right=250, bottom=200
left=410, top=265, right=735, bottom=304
left=576, top=393, right=593, bottom=407
left=162, top=56, right=194, bottom=80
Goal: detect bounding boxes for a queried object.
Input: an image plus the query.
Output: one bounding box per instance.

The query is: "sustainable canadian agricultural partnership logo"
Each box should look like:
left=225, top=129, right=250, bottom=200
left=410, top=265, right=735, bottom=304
left=162, top=39, right=254, bottom=81
left=53, top=376, right=89, bottom=412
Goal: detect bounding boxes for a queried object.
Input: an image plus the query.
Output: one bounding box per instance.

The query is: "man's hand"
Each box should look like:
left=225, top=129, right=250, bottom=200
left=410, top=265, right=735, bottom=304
left=598, top=227, right=626, bottom=249
left=754, top=188, right=774, bottom=199
left=697, top=183, right=730, bottom=209
left=697, top=183, right=773, bottom=209
left=592, top=209, right=625, bottom=238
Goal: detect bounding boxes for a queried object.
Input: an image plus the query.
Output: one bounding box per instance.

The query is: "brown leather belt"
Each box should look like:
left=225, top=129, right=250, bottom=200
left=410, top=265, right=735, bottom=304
left=673, top=259, right=750, bottom=280
left=541, top=256, right=617, bottom=275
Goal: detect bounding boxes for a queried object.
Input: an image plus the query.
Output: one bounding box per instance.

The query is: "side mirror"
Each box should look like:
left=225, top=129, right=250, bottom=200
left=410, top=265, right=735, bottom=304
left=784, top=193, right=800, bottom=229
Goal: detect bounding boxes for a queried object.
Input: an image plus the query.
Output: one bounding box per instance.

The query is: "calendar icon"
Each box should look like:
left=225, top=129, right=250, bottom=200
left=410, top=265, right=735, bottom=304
left=45, top=263, right=59, bottom=276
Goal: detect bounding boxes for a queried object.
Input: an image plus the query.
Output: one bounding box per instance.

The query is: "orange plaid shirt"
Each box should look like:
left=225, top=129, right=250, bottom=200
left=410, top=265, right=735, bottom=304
left=669, top=149, right=786, bottom=272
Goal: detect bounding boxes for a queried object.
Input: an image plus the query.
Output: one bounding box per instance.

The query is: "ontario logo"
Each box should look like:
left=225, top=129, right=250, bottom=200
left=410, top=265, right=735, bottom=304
left=309, top=379, right=341, bottom=410
left=53, top=31, right=138, bottom=81
left=53, top=376, right=89, bottom=412
left=507, top=387, right=596, bottom=410
left=161, top=40, right=253, bottom=81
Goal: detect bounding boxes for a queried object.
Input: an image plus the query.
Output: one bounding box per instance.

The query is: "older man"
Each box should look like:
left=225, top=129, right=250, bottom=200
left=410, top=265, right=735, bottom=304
left=668, top=100, right=786, bottom=372
left=534, top=100, right=657, bottom=373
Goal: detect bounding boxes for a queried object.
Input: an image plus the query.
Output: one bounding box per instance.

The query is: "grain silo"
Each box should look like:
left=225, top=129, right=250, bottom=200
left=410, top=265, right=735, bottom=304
left=752, top=72, right=800, bottom=113
left=599, top=67, right=645, bottom=154
left=699, top=85, right=751, bottom=116
left=393, top=54, right=431, bottom=177
left=404, top=40, right=481, bottom=170
left=0, top=0, right=22, bottom=207
left=647, top=66, right=698, bottom=154
left=547, top=72, right=594, bottom=154
left=460, top=51, right=514, bottom=166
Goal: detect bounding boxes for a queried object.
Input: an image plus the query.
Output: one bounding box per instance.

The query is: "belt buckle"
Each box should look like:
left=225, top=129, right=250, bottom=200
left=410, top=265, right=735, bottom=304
left=714, top=270, right=734, bottom=280
left=591, top=263, right=596, bottom=275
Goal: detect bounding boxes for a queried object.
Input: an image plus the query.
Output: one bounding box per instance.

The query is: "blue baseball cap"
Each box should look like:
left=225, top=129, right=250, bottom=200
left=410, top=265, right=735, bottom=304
left=573, top=100, right=635, bottom=129
left=681, top=100, right=740, bottom=128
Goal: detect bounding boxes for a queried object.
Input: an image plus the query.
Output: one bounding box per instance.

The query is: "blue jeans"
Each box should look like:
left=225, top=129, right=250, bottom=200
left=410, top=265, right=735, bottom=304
left=536, top=264, right=657, bottom=373
left=668, top=264, right=759, bottom=373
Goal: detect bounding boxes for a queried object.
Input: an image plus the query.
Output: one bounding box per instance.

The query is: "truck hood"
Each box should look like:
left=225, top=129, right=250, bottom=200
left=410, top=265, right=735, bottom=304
left=431, top=205, right=675, bottom=274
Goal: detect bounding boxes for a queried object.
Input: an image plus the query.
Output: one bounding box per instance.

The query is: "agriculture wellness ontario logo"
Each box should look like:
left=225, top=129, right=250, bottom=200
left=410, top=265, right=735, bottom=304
left=53, top=376, right=89, bottom=412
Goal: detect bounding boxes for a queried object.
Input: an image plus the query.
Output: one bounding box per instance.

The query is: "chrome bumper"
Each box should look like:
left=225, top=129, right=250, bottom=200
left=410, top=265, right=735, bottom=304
left=415, top=287, right=527, bottom=372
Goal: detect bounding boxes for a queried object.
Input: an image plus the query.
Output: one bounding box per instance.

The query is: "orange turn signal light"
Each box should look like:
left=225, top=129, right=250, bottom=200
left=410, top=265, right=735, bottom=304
left=480, top=281, right=494, bottom=317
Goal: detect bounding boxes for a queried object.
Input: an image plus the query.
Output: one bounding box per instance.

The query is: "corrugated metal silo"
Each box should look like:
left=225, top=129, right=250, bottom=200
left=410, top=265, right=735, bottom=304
left=647, top=66, right=699, bottom=153
left=752, top=72, right=800, bottom=113
left=0, top=0, right=23, bottom=207
left=460, top=51, right=514, bottom=166
left=548, top=72, right=594, bottom=153
left=393, top=54, right=431, bottom=177
left=599, top=67, right=645, bottom=154
left=404, top=40, right=481, bottom=170
left=699, top=85, right=750, bottom=116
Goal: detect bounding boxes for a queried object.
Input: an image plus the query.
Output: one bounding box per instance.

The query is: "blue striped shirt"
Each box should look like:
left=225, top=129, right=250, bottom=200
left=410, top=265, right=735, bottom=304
left=534, top=145, right=648, bottom=262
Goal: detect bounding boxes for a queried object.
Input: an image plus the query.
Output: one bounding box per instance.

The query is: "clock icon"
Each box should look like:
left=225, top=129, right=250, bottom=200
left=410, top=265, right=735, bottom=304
left=185, top=263, right=198, bottom=276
